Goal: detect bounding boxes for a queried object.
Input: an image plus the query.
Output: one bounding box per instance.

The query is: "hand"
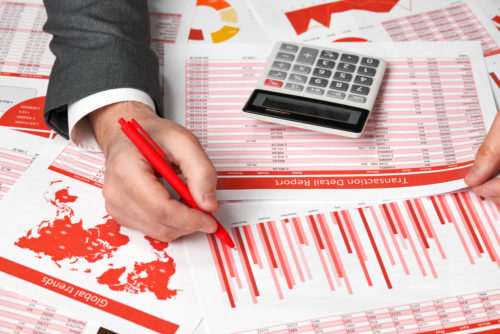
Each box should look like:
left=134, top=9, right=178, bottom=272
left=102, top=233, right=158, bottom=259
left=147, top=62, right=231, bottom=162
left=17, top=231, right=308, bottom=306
left=464, top=111, right=500, bottom=203
left=90, top=101, right=219, bottom=242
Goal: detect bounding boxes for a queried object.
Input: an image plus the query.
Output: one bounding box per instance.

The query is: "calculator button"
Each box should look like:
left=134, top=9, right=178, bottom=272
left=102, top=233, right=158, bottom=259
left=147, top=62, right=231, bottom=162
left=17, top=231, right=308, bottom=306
left=276, top=52, right=295, bottom=62
left=289, top=73, right=308, bottom=84
left=320, top=50, right=338, bottom=60
left=280, top=43, right=299, bottom=53
left=306, top=87, right=325, bottom=95
left=333, top=71, right=352, bottom=82
left=264, top=79, right=283, bottom=88
left=358, top=66, right=376, bottom=77
left=354, top=75, right=373, bottom=86
left=348, top=94, right=367, bottom=103
left=268, top=70, right=287, bottom=80
left=309, top=77, right=328, bottom=87
left=361, top=57, right=379, bottom=67
left=312, top=68, right=332, bottom=78
left=327, top=90, right=346, bottom=100
left=330, top=81, right=349, bottom=91
left=292, top=64, right=311, bottom=74
left=337, top=62, right=356, bottom=73
left=272, top=61, right=291, bottom=71
left=340, top=54, right=359, bottom=64
left=285, top=83, right=304, bottom=91
left=316, top=59, right=335, bottom=69
left=351, top=85, right=370, bottom=95
left=297, top=47, right=318, bottom=65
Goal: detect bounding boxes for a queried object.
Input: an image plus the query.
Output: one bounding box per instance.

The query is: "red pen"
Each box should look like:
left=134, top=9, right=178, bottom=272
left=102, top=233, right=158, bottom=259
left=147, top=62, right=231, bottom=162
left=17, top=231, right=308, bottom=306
left=118, top=117, right=235, bottom=248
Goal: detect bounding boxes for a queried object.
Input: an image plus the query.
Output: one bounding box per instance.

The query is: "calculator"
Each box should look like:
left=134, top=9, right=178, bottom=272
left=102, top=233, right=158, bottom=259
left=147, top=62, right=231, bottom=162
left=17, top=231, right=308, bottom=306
left=242, top=42, right=387, bottom=138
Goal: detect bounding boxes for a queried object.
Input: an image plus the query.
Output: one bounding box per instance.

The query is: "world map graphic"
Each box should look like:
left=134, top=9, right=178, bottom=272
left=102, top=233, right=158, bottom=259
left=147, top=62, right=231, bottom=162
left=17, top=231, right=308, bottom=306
left=14, top=182, right=178, bottom=300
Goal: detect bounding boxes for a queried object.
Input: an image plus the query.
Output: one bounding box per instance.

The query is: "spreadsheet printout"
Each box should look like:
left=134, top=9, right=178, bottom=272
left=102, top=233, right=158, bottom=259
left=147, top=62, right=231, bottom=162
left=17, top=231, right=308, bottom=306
left=0, top=0, right=197, bottom=140
left=0, top=284, right=101, bottom=334
left=248, top=0, right=455, bottom=42
left=0, top=127, right=48, bottom=201
left=183, top=193, right=500, bottom=333
left=164, top=42, right=497, bottom=201
left=311, top=0, right=500, bottom=109
left=0, top=0, right=195, bottom=88
left=0, top=136, right=203, bottom=334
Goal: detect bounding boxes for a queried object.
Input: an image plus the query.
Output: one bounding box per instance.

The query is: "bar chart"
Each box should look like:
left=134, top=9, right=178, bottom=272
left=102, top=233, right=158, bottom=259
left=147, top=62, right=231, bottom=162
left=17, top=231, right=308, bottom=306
left=207, top=190, right=500, bottom=308
left=184, top=188, right=500, bottom=332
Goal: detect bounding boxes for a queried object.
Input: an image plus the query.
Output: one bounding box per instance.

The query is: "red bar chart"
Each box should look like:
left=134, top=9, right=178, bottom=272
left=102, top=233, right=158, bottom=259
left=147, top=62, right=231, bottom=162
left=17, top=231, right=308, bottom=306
left=207, top=190, right=500, bottom=309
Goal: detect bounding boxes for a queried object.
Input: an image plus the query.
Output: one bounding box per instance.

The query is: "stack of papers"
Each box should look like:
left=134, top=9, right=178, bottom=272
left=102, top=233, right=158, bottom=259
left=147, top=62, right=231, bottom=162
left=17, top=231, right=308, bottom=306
left=0, top=0, right=499, bottom=333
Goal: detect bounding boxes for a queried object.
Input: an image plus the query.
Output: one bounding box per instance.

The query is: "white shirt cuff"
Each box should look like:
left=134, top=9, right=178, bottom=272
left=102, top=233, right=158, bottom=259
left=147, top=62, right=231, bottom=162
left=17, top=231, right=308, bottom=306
left=68, top=88, right=156, bottom=152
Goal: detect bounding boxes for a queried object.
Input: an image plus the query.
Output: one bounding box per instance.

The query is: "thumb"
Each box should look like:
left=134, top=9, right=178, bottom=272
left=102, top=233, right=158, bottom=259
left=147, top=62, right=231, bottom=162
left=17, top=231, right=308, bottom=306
left=465, top=112, right=500, bottom=187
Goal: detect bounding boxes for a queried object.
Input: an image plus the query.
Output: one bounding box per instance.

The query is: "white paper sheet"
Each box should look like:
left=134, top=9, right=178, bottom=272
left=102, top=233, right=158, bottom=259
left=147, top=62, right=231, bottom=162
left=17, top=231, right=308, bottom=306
left=164, top=41, right=497, bottom=201
left=247, top=0, right=453, bottom=42
left=0, top=282, right=102, bottom=334
left=183, top=192, right=500, bottom=333
left=311, top=0, right=500, bottom=109
left=0, top=75, right=53, bottom=138
left=0, top=127, right=49, bottom=201
left=188, top=0, right=268, bottom=44
left=0, top=136, right=203, bottom=334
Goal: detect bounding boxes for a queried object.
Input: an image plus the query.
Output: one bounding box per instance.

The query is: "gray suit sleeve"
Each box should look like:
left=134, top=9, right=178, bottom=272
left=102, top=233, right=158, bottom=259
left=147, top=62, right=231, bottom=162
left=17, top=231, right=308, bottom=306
left=42, top=0, right=162, bottom=138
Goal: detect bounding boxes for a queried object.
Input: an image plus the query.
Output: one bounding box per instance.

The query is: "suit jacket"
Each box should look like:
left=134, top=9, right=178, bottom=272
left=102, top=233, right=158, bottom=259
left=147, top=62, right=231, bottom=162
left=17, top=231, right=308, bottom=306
left=42, top=0, right=162, bottom=138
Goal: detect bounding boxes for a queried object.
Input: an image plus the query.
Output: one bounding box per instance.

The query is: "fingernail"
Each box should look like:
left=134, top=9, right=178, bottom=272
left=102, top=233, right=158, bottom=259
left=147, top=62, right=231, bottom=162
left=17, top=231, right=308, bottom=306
left=203, top=192, right=217, bottom=206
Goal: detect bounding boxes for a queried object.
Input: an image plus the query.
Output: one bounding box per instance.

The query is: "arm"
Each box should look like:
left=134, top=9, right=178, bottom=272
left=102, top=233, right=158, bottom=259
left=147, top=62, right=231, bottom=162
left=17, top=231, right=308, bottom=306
left=464, top=111, right=500, bottom=203
left=43, top=0, right=162, bottom=137
left=43, top=0, right=219, bottom=241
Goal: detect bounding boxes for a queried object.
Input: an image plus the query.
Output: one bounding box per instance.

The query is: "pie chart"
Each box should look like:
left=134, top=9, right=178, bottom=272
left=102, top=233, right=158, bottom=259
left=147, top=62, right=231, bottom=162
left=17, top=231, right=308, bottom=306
left=189, top=0, right=241, bottom=43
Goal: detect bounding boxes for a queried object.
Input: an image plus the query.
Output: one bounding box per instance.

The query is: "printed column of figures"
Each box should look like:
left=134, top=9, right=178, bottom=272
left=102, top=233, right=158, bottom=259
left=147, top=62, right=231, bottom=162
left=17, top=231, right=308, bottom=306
left=0, top=146, right=36, bottom=200
left=236, top=289, right=500, bottom=334
left=48, top=142, right=106, bottom=188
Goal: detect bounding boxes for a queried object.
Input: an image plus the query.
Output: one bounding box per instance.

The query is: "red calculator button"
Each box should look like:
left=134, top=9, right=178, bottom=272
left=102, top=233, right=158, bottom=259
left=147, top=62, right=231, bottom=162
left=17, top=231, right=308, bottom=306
left=264, top=79, right=283, bottom=88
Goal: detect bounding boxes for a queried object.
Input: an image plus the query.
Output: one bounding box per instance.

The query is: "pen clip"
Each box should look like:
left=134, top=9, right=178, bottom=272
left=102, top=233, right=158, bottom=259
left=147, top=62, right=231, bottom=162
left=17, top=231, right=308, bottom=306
left=129, top=119, right=167, bottom=159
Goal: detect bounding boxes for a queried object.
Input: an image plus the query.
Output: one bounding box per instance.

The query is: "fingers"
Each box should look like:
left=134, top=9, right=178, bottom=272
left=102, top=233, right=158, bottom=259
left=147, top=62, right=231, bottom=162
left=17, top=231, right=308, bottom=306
left=158, top=123, right=219, bottom=214
left=465, top=112, right=500, bottom=187
left=102, top=145, right=217, bottom=242
left=471, top=178, right=500, bottom=204
left=90, top=105, right=220, bottom=242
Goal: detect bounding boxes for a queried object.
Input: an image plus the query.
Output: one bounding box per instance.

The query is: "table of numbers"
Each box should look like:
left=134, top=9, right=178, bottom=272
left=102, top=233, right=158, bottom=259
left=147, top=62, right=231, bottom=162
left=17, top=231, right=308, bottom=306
left=185, top=55, right=486, bottom=190
left=0, top=145, right=36, bottom=200
left=382, top=3, right=500, bottom=58
left=0, top=288, right=88, bottom=333
left=236, top=289, right=500, bottom=334
left=48, top=142, right=105, bottom=188
left=0, top=1, right=54, bottom=78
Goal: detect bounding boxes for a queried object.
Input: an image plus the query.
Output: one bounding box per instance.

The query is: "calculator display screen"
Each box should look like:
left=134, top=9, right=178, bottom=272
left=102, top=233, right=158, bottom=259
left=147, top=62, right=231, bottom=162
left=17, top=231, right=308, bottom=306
left=243, top=90, right=369, bottom=133
left=256, top=93, right=361, bottom=125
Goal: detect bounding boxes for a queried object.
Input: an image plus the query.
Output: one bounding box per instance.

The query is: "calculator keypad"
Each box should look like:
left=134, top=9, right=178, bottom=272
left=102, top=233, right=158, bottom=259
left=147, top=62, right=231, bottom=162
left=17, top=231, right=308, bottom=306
left=263, top=43, right=383, bottom=105
left=297, top=47, right=318, bottom=65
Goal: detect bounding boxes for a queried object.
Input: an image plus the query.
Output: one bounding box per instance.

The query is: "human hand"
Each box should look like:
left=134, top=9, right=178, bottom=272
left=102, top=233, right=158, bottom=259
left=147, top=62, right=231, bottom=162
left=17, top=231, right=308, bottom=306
left=89, top=101, right=219, bottom=242
left=464, top=111, right=500, bottom=204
